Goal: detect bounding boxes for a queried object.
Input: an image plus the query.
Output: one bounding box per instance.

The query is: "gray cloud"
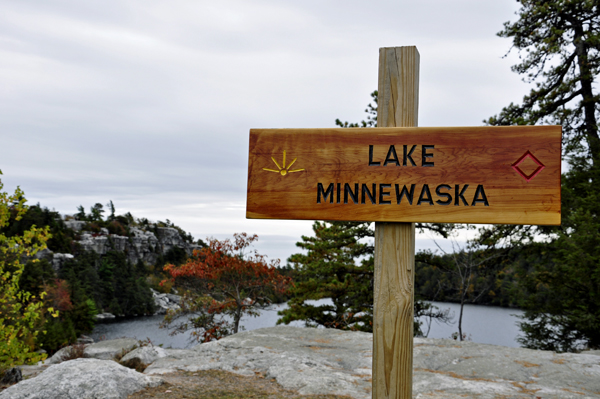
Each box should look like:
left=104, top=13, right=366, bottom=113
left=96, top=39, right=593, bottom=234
left=1, top=0, right=525, bottom=261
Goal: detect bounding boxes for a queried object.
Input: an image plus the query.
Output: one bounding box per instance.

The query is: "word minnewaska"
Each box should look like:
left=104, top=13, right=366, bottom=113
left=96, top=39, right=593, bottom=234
left=317, top=183, right=489, bottom=206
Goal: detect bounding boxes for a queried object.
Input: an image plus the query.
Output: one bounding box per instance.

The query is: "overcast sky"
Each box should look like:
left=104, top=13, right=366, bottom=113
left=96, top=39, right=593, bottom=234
left=0, top=0, right=529, bottom=263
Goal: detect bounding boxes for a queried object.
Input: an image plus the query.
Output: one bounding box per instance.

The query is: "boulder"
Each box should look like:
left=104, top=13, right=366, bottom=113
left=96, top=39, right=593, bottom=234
left=4, top=328, right=599, bottom=399
left=413, top=338, right=600, bottom=398
left=120, top=346, right=169, bottom=365
left=77, top=335, right=94, bottom=345
left=84, top=338, right=138, bottom=360
left=0, top=368, right=22, bottom=385
left=94, top=312, right=116, bottom=322
left=42, top=345, right=86, bottom=365
left=44, top=338, right=136, bottom=365
left=150, top=288, right=181, bottom=315
left=165, top=293, right=181, bottom=304
left=0, top=358, right=162, bottom=399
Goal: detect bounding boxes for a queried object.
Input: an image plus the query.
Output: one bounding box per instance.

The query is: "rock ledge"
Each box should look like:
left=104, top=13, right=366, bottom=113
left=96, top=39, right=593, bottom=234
left=3, top=327, right=600, bottom=399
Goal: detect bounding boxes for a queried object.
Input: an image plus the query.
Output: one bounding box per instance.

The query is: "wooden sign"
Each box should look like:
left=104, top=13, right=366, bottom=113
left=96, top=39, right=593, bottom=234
left=246, top=125, right=561, bottom=225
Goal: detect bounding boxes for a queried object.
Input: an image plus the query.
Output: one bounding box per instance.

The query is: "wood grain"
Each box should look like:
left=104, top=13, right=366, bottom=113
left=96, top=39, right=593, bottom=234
left=246, top=125, right=562, bottom=225
left=373, top=46, right=418, bottom=399
left=373, top=222, right=414, bottom=399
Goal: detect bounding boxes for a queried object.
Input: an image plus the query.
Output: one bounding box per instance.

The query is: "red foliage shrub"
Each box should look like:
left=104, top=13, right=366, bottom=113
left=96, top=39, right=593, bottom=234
left=44, top=279, right=73, bottom=312
left=161, top=233, right=292, bottom=342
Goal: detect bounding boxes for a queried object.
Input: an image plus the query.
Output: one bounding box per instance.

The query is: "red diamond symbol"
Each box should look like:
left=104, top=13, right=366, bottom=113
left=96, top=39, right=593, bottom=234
left=512, top=151, right=545, bottom=182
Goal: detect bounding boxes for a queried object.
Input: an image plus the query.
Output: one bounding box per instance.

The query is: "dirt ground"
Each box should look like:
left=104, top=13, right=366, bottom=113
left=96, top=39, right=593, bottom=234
left=127, top=369, right=352, bottom=399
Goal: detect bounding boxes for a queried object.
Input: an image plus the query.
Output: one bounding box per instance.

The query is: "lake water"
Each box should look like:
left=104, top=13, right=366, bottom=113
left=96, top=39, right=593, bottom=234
left=91, top=300, right=525, bottom=349
left=91, top=302, right=305, bottom=349
left=416, top=301, right=524, bottom=347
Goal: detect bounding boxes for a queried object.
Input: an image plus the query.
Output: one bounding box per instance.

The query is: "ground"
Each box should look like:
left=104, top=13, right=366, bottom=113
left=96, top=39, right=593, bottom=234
left=126, top=369, right=351, bottom=399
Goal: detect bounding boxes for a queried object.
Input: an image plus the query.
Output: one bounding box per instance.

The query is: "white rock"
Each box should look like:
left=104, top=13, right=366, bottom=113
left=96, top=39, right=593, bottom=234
left=151, top=290, right=181, bottom=315
left=143, top=326, right=600, bottom=399
left=63, top=220, right=86, bottom=231
left=0, top=358, right=162, bottom=399
left=121, top=346, right=169, bottom=365
left=84, top=338, right=138, bottom=360
left=42, top=345, right=85, bottom=365
left=95, top=312, right=116, bottom=321
left=7, top=328, right=600, bottom=399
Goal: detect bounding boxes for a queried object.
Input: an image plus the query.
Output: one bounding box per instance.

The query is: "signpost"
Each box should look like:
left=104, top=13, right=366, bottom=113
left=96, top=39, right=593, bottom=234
left=246, top=126, right=561, bottom=225
left=246, top=46, right=561, bottom=398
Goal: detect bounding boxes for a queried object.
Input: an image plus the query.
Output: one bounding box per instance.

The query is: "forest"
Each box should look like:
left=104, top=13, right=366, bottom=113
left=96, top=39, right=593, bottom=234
left=3, top=202, right=183, bottom=354
left=0, top=198, right=295, bottom=366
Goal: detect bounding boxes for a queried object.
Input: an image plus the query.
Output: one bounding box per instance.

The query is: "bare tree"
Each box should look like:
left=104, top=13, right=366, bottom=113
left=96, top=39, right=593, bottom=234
left=435, top=238, right=503, bottom=341
left=414, top=299, right=453, bottom=338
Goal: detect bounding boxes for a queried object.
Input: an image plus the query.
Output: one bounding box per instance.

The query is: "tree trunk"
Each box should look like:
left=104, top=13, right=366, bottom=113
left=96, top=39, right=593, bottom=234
left=233, top=307, right=241, bottom=333
left=573, top=26, right=600, bottom=164
left=458, top=296, right=465, bottom=341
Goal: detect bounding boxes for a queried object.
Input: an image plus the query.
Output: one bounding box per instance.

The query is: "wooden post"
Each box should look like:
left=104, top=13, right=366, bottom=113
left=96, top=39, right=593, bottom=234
left=373, top=46, right=419, bottom=399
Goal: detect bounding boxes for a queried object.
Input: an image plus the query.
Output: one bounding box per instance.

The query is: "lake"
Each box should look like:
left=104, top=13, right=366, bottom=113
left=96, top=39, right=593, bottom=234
left=91, top=300, right=525, bottom=349
left=416, top=301, right=524, bottom=347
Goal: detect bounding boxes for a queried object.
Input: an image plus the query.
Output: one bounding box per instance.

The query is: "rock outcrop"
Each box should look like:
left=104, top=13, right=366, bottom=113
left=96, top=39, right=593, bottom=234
left=145, top=326, right=600, bottom=399
left=63, top=220, right=86, bottom=231
left=42, top=337, right=139, bottom=365
left=5, top=327, right=600, bottom=399
left=0, top=368, right=22, bottom=385
left=38, top=223, right=202, bottom=272
left=93, top=289, right=181, bottom=318
left=74, top=227, right=201, bottom=266
left=0, top=359, right=162, bottom=399
left=121, top=346, right=170, bottom=365
left=146, top=326, right=372, bottom=397
left=83, top=338, right=139, bottom=361
left=150, top=288, right=181, bottom=315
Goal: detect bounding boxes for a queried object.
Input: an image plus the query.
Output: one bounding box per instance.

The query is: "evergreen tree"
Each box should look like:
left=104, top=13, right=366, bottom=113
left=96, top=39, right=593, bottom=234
left=89, top=203, right=105, bottom=222
left=278, top=221, right=452, bottom=335
left=487, top=0, right=600, bottom=164
left=59, top=249, right=155, bottom=322
left=4, top=205, right=74, bottom=253
left=486, top=0, right=600, bottom=351
left=106, top=200, right=116, bottom=221
left=278, top=221, right=374, bottom=331
left=513, top=167, right=600, bottom=351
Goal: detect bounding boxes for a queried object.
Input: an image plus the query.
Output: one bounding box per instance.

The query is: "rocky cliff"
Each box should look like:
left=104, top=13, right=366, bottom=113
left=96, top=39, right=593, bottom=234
left=37, top=223, right=202, bottom=272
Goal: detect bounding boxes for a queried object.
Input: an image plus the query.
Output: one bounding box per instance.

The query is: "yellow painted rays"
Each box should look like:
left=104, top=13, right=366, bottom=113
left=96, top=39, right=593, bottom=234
left=263, top=150, right=305, bottom=176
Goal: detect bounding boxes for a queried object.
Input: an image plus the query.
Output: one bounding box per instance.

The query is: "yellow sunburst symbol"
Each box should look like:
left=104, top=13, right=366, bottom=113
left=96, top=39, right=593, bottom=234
left=263, top=150, right=305, bottom=176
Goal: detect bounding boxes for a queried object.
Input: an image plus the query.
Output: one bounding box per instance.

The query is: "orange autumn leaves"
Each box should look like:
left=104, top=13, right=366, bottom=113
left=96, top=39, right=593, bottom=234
left=44, top=280, right=73, bottom=312
left=161, top=233, right=292, bottom=342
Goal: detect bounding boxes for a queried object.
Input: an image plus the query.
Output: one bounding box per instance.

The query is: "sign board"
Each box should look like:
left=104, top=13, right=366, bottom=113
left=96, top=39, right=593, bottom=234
left=246, top=126, right=561, bottom=225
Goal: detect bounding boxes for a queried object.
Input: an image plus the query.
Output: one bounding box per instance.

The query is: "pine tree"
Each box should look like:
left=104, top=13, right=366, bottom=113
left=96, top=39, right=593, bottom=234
left=486, top=0, right=600, bottom=351
left=487, top=0, right=600, bottom=164
left=278, top=221, right=374, bottom=331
